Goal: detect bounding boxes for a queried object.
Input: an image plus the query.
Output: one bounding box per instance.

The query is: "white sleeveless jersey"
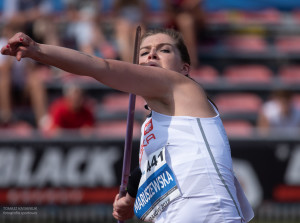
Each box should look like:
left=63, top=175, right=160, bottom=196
left=139, top=107, right=254, bottom=223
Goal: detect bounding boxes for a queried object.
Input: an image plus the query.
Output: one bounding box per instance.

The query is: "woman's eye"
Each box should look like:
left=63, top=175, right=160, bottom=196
left=140, top=52, right=148, bottom=56
left=161, top=49, right=170, bottom=53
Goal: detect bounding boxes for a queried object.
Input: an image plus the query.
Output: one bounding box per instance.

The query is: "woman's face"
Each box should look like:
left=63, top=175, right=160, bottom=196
left=139, top=33, right=187, bottom=74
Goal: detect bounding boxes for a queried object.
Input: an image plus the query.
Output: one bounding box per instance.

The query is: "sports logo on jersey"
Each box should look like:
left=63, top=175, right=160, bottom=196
left=144, top=119, right=153, bottom=135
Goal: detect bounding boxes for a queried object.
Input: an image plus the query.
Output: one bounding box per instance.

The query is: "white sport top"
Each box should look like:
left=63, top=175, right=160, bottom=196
left=138, top=105, right=254, bottom=222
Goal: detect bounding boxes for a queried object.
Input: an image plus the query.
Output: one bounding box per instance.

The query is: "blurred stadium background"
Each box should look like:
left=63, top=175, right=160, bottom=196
left=1, top=0, right=300, bottom=222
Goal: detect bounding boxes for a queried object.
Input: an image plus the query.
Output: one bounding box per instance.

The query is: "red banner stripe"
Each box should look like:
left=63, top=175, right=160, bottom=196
left=0, top=187, right=119, bottom=205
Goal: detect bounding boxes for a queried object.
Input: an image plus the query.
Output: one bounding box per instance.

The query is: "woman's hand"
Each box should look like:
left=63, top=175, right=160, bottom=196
left=112, top=193, right=135, bottom=221
left=1, top=32, right=38, bottom=61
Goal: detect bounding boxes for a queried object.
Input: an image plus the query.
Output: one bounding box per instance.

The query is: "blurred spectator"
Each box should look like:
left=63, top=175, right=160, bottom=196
left=143, top=0, right=168, bottom=28
left=0, top=22, right=48, bottom=128
left=257, top=90, right=300, bottom=135
left=164, top=0, right=206, bottom=69
left=1, top=0, right=64, bottom=39
left=63, top=2, right=117, bottom=58
left=0, top=0, right=65, bottom=128
left=44, top=82, right=95, bottom=137
left=113, top=0, right=146, bottom=62
left=1, top=0, right=44, bottom=24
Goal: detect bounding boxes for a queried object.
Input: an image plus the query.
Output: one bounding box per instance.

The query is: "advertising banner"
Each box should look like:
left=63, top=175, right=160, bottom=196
left=0, top=138, right=299, bottom=207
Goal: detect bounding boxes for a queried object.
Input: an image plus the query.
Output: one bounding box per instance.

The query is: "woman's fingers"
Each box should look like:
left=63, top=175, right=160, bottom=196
left=2, top=44, right=25, bottom=61
left=1, top=32, right=33, bottom=61
left=1, top=45, right=11, bottom=55
left=112, top=193, right=135, bottom=221
left=7, top=32, right=27, bottom=46
left=16, top=50, right=23, bottom=61
left=112, top=210, right=131, bottom=221
left=114, top=194, right=120, bottom=202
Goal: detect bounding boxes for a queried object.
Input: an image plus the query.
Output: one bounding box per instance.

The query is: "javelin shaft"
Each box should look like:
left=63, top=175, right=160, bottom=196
left=118, top=26, right=141, bottom=223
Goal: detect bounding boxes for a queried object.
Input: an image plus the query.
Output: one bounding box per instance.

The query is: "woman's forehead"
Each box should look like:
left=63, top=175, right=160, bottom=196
left=141, top=33, right=175, bottom=47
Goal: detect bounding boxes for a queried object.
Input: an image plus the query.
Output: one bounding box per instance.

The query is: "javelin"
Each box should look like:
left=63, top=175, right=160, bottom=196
left=118, top=25, right=141, bottom=223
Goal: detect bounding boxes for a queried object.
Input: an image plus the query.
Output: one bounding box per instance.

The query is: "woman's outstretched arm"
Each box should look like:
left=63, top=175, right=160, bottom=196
left=1, top=32, right=178, bottom=99
left=1, top=32, right=215, bottom=117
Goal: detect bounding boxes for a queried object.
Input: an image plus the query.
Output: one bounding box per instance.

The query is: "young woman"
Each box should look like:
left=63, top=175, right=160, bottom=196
left=1, top=28, right=253, bottom=222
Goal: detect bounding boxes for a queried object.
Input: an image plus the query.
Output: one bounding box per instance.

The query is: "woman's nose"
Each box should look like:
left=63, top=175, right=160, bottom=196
left=148, top=49, right=158, bottom=60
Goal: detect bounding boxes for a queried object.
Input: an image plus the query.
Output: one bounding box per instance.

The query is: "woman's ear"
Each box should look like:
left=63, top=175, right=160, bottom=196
left=181, top=63, right=190, bottom=76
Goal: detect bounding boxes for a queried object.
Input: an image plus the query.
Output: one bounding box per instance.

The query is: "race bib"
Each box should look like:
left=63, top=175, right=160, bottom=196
left=134, top=147, right=181, bottom=222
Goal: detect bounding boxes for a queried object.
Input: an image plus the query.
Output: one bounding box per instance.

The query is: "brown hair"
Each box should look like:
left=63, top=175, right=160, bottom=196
left=141, top=28, right=191, bottom=65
